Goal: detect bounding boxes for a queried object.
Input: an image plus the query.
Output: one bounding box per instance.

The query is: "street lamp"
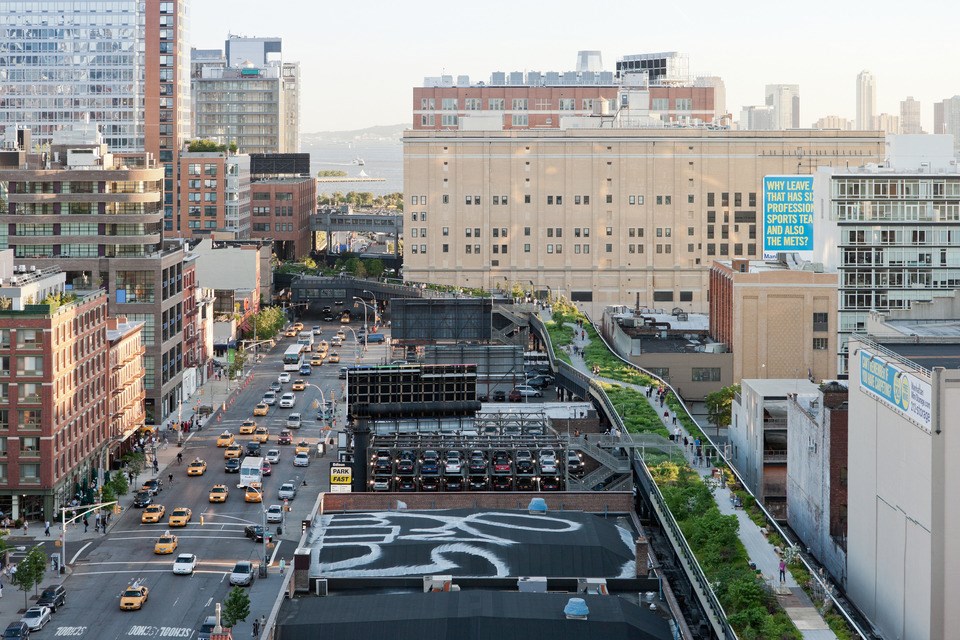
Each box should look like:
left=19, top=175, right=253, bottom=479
left=60, top=500, right=117, bottom=569
left=362, top=290, right=379, bottom=329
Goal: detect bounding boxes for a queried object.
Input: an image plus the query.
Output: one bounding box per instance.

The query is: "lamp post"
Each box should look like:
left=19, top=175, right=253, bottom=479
left=238, top=484, right=269, bottom=572
left=362, top=290, right=378, bottom=330
left=60, top=501, right=117, bottom=569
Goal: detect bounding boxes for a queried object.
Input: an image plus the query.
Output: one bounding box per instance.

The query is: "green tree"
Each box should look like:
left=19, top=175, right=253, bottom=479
left=109, top=472, right=130, bottom=497
left=365, top=258, right=384, bottom=279
left=228, top=141, right=238, bottom=154
left=124, top=451, right=146, bottom=483
left=100, top=485, right=117, bottom=513
left=301, top=256, right=317, bottom=270
left=222, top=586, right=251, bottom=628
left=705, top=384, right=741, bottom=433
left=13, top=545, right=46, bottom=607
left=188, top=139, right=226, bottom=152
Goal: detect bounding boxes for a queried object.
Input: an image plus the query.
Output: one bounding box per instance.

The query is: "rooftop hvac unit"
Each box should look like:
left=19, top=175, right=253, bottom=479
left=315, top=578, right=328, bottom=596
left=423, top=575, right=454, bottom=592
left=518, top=577, right=547, bottom=593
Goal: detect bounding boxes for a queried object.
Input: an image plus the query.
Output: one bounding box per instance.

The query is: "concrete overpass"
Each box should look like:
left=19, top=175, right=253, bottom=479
left=290, top=275, right=422, bottom=314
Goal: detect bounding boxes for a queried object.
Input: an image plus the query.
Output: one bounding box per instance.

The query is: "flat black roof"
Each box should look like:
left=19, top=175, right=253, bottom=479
left=277, top=591, right=672, bottom=640
left=878, top=342, right=960, bottom=370
left=311, top=509, right=635, bottom=578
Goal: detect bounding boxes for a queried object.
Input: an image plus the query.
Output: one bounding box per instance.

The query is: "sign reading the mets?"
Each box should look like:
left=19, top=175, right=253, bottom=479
left=763, top=175, right=814, bottom=252
left=858, top=349, right=932, bottom=433
left=329, top=463, right=353, bottom=485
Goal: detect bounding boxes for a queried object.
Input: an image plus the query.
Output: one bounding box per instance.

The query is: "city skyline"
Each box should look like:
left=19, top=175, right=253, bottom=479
left=191, top=0, right=958, bottom=132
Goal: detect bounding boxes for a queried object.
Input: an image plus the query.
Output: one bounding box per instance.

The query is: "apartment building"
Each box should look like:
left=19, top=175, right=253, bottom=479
left=176, top=148, right=251, bottom=238
left=0, top=262, right=108, bottom=522
left=403, top=127, right=885, bottom=316
left=811, top=135, right=960, bottom=374
left=0, top=127, right=186, bottom=423
left=249, top=153, right=315, bottom=260
left=709, top=258, right=838, bottom=382
left=106, top=316, right=146, bottom=459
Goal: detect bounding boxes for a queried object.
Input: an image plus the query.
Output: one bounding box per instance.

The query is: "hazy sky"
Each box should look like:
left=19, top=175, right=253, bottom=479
left=191, top=0, right=958, bottom=133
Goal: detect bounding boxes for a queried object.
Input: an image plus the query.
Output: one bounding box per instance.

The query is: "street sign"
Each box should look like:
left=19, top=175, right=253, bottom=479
left=330, top=463, right=352, bottom=486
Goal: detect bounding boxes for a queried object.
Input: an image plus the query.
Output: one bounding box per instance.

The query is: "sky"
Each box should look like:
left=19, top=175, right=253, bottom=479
left=191, top=0, right=959, bottom=133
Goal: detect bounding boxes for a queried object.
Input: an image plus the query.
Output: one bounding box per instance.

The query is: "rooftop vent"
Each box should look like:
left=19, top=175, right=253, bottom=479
left=564, top=597, right=589, bottom=620
left=527, top=497, right=547, bottom=514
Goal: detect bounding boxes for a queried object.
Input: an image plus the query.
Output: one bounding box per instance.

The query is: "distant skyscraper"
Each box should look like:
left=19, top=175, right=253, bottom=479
left=856, top=71, right=877, bottom=130
left=900, top=97, right=923, bottom=134
left=934, top=96, right=960, bottom=155
left=873, top=113, right=900, bottom=135
left=765, top=84, right=800, bottom=129
left=696, top=76, right=727, bottom=119
left=739, top=105, right=775, bottom=130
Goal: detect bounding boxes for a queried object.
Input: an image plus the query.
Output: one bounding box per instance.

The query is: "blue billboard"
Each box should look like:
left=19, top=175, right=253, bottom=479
left=763, top=175, right=814, bottom=252
left=858, top=349, right=932, bottom=433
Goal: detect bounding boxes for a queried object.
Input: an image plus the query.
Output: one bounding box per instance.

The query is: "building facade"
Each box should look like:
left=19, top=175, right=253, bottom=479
left=729, top=378, right=820, bottom=519
left=709, top=259, right=838, bottom=383
left=249, top=153, right=315, bottom=259
left=846, top=334, right=960, bottom=640
left=403, top=128, right=885, bottom=316
left=811, top=135, right=960, bottom=374
left=785, top=382, right=848, bottom=586
left=106, top=316, right=146, bottom=459
left=0, top=128, right=185, bottom=423
left=933, top=95, right=960, bottom=156
left=900, top=96, right=923, bottom=135
left=176, top=149, right=251, bottom=238
left=812, top=115, right=853, bottom=130
left=0, top=264, right=108, bottom=522
left=765, top=84, right=800, bottom=129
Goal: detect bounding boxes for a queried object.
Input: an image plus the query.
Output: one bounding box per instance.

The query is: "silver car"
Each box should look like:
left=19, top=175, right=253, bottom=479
left=21, top=607, right=51, bottom=631
left=278, top=482, right=297, bottom=500
left=266, top=505, right=284, bottom=524
left=229, top=561, right=255, bottom=586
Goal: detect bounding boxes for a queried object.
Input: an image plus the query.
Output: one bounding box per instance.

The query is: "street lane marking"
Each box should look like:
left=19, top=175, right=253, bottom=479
left=71, top=569, right=228, bottom=577
left=204, top=598, right=212, bottom=608
left=127, top=626, right=195, bottom=637
left=70, top=542, right=93, bottom=564
left=54, top=627, right=86, bottom=636
left=269, top=540, right=282, bottom=565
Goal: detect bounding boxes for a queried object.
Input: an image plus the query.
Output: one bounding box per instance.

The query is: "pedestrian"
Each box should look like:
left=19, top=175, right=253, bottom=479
left=279, top=558, right=286, bottom=573
left=95, top=514, right=101, bottom=530
left=44, top=521, right=50, bottom=537
left=683, top=436, right=689, bottom=448
left=260, top=616, right=266, bottom=632
left=22, top=521, right=27, bottom=535
left=779, top=559, right=786, bottom=583
left=0, top=579, right=4, bottom=598
left=168, top=473, right=174, bottom=485
left=672, top=415, right=677, bottom=426
left=83, top=519, right=88, bottom=533
left=252, top=617, right=260, bottom=637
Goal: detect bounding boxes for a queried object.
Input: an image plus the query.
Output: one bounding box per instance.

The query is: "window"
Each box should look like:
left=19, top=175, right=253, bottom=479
left=547, top=245, right=553, bottom=254
left=524, top=195, right=531, bottom=204
left=559, top=98, right=575, bottom=110
left=16, top=356, right=42, bottom=376
left=524, top=244, right=531, bottom=253
left=442, top=244, right=449, bottom=253
left=680, top=291, right=693, bottom=302
left=524, top=227, right=531, bottom=236
left=813, top=338, right=829, bottom=350
left=656, top=196, right=663, bottom=205
left=606, top=194, right=613, bottom=203
left=629, top=196, right=636, bottom=205
left=465, top=196, right=473, bottom=205
left=442, top=194, right=449, bottom=204
left=735, top=193, right=742, bottom=207
left=16, top=329, right=40, bottom=349
left=441, top=98, right=457, bottom=110
left=442, top=227, right=449, bottom=236
left=512, top=98, right=528, bottom=111
left=488, top=98, right=504, bottom=110
left=651, top=98, right=669, bottom=110
left=465, top=245, right=472, bottom=254
left=653, top=291, right=674, bottom=302
left=692, top=368, right=722, bottom=382
left=441, top=114, right=458, bottom=126
left=665, top=195, right=671, bottom=205
left=813, top=312, right=829, bottom=332
left=511, top=114, right=528, bottom=126
left=605, top=244, right=612, bottom=252
left=18, top=409, right=41, bottom=429
left=465, top=98, right=481, bottom=110
left=547, top=196, right=554, bottom=205
left=420, top=98, right=435, bottom=110
left=18, top=383, right=40, bottom=403
left=19, top=463, right=39, bottom=482
left=465, top=228, right=472, bottom=237
left=749, top=192, right=757, bottom=207
left=688, top=194, right=695, bottom=204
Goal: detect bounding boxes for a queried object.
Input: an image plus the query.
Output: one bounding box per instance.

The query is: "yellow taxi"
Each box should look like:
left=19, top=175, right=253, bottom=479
left=141, top=504, right=165, bottom=524
left=292, top=379, right=307, bottom=390
left=154, top=531, right=178, bottom=554
left=168, top=507, right=192, bottom=527
left=244, top=486, right=262, bottom=503
left=239, top=419, right=257, bottom=435
left=284, top=328, right=298, bottom=337
left=310, top=355, right=324, bottom=367
left=295, top=440, right=311, bottom=455
left=119, top=583, right=149, bottom=611
left=336, top=329, right=346, bottom=340
left=292, top=322, right=304, bottom=332
left=253, top=427, right=269, bottom=443
left=216, top=431, right=235, bottom=447
left=186, top=459, right=207, bottom=476
left=224, top=444, right=243, bottom=459
left=208, top=484, right=229, bottom=503
left=253, top=403, right=269, bottom=416
left=328, top=352, right=341, bottom=363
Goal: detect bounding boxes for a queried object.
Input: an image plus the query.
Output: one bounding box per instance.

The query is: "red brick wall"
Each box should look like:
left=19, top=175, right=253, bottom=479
left=322, top=491, right=633, bottom=512
left=828, top=406, right=848, bottom=539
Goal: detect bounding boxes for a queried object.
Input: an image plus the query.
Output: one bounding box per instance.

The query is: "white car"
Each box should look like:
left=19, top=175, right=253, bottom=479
left=331, top=336, right=343, bottom=347
left=172, top=553, right=197, bottom=575
left=513, top=384, right=542, bottom=398
left=279, top=392, right=296, bottom=409
left=293, top=452, right=310, bottom=467
left=266, top=504, right=284, bottom=523
left=287, top=413, right=302, bottom=429
left=444, top=452, right=462, bottom=474
left=229, top=561, right=254, bottom=586
left=21, top=606, right=51, bottom=631
left=265, top=449, right=281, bottom=464
left=278, top=482, right=297, bottom=500
left=278, top=372, right=291, bottom=384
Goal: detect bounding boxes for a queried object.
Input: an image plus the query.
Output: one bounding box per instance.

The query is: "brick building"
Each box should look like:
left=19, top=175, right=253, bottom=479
left=0, top=262, right=108, bottom=521
left=249, top=153, right=315, bottom=260
left=106, top=316, right=146, bottom=463
left=176, top=148, right=251, bottom=239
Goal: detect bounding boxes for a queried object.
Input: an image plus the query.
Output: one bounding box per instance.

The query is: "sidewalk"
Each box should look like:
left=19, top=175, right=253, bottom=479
left=550, top=314, right=837, bottom=640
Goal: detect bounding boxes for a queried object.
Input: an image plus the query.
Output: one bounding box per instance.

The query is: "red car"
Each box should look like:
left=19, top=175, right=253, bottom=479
left=261, top=460, right=272, bottom=476
left=277, top=430, right=293, bottom=445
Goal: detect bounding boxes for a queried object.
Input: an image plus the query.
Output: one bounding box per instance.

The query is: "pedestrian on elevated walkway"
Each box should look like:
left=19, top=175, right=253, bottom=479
left=779, top=559, right=786, bottom=583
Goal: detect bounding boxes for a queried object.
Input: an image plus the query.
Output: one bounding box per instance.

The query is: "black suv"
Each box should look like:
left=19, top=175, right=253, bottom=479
left=37, top=584, right=66, bottom=612
left=3, top=622, right=29, bottom=640
left=244, top=525, right=265, bottom=542
left=245, top=441, right=261, bottom=456
left=132, top=491, right=152, bottom=508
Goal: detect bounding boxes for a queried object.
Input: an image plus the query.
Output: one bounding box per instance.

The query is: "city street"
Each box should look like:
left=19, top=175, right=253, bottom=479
left=0, top=318, right=388, bottom=639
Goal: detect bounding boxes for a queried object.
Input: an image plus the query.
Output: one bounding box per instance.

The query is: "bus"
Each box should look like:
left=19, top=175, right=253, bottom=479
left=283, top=344, right=306, bottom=371
left=297, top=331, right=315, bottom=352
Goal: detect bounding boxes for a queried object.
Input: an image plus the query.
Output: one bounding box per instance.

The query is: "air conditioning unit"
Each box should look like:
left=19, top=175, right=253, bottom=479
left=315, top=578, right=328, bottom=596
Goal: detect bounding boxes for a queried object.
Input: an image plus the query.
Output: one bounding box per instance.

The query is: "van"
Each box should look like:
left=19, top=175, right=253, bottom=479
left=365, top=333, right=386, bottom=344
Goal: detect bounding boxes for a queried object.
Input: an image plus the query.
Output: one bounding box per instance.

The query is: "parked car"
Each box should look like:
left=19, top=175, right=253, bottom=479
left=371, top=477, right=393, bottom=492
left=567, top=451, right=584, bottom=474
left=2, top=623, right=29, bottom=640
left=36, top=585, right=66, bottom=612
left=197, top=616, right=218, bottom=640
left=492, top=390, right=506, bottom=402
left=444, top=451, right=462, bottom=474
left=229, top=561, right=255, bottom=586
left=396, top=451, right=416, bottom=476
left=512, top=384, right=542, bottom=398
left=525, top=374, right=555, bottom=388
